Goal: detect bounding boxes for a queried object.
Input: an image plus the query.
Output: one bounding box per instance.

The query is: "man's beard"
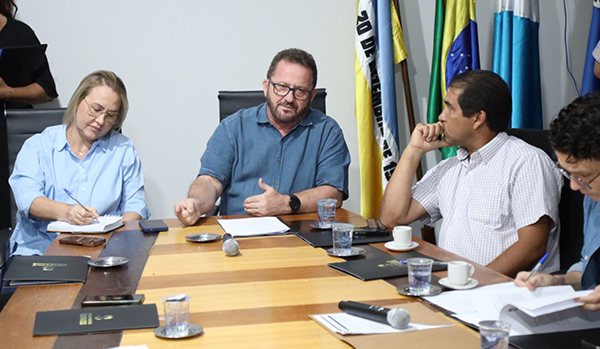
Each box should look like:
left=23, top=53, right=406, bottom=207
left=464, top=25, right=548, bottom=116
left=266, top=91, right=310, bottom=127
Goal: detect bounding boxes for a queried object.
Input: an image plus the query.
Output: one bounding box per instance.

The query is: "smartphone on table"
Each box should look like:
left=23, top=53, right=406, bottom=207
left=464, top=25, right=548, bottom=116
left=81, top=294, right=145, bottom=306
left=139, top=219, right=169, bottom=233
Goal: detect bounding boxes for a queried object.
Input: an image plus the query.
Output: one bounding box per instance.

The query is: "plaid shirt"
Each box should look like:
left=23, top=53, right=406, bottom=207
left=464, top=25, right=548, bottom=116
left=412, top=132, right=562, bottom=271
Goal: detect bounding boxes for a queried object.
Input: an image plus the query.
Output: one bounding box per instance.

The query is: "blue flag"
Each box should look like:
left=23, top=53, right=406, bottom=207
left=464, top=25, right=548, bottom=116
left=492, top=0, right=542, bottom=129
left=581, top=0, right=600, bottom=96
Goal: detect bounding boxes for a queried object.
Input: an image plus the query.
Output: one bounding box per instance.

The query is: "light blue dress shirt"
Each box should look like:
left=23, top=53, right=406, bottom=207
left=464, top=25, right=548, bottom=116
left=9, top=125, right=150, bottom=256
left=568, top=195, right=600, bottom=289
left=199, top=103, right=350, bottom=215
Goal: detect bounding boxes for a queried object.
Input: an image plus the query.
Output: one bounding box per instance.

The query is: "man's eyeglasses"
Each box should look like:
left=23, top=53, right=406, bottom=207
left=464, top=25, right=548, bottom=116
left=555, top=162, right=600, bottom=190
left=83, top=98, right=119, bottom=122
left=269, top=79, right=312, bottom=100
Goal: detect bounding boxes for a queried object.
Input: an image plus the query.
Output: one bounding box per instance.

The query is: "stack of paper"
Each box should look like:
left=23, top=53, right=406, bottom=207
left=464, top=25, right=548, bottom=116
left=426, top=282, right=599, bottom=336
left=217, top=217, right=290, bottom=237
left=47, top=216, right=123, bottom=233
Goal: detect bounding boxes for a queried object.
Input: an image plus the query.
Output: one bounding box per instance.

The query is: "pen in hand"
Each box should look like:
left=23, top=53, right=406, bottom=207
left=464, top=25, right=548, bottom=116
left=524, top=252, right=550, bottom=283
left=63, top=188, right=98, bottom=221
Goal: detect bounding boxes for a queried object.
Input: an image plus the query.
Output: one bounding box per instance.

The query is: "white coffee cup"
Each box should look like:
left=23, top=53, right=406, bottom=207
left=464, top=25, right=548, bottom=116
left=392, top=226, right=412, bottom=247
left=447, top=261, right=475, bottom=286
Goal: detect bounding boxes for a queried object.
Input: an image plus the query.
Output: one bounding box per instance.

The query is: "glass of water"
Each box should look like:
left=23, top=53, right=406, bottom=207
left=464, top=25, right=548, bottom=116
left=162, top=295, right=191, bottom=337
left=479, top=320, right=510, bottom=349
left=406, top=258, right=433, bottom=295
left=331, top=222, right=354, bottom=256
left=317, top=198, right=337, bottom=228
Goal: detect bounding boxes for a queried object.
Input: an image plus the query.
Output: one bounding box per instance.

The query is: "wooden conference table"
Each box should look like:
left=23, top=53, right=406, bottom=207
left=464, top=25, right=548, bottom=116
left=0, top=209, right=511, bottom=348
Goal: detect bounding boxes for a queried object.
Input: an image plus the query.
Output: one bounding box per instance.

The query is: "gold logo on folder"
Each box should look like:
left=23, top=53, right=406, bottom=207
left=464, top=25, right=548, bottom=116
left=32, top=262, right=67, bottom=272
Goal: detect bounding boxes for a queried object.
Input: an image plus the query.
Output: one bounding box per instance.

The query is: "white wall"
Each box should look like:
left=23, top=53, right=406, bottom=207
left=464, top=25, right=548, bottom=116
left=17, top=1, right=592, bottom=221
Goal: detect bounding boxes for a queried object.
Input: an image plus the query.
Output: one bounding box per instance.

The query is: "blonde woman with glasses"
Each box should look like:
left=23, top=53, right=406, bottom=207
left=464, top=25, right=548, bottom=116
left=8, top=70, right=150, bottom=257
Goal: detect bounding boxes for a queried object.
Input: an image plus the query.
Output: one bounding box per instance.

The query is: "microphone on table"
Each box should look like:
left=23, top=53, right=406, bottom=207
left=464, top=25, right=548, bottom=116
left=338, top=301, right=410, bottom=329
left=222, top=233, right=239, bottom=256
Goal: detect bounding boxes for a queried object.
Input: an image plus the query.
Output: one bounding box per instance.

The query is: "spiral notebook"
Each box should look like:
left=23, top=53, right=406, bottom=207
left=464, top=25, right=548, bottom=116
left=47, top=216, right=123, bottom=234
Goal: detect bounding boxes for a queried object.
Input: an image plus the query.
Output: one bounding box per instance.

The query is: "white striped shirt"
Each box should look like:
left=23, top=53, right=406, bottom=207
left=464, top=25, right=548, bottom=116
left=412, top=132, right=562, bottom=271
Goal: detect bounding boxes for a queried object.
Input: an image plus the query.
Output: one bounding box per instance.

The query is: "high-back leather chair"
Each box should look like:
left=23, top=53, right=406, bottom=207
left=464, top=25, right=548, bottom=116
left=218, top=88, right=327, bottom=122
left=0, top=108, right=65, bottom=282
left=506, top=128, right=585, bottom=271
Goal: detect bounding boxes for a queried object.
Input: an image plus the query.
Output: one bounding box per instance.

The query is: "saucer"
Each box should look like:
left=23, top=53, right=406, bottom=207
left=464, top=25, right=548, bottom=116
left=88, top=256, right=129, bottom=268
left=384, top=241, right=419, bottom=252
left=438, top=277, right=479, bottom=290
left=309, top=222, right=331, bottom=230
left=154, top=323, right=204, bottom=339
left=396, top=284, right=442, bottom=297
left=326, top=247, right=366, bottom=257
left=185, top=233, right=222, bottom=243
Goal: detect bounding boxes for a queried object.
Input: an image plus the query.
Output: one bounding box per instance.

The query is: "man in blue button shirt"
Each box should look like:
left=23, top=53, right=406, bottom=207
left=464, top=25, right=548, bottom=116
left=174, top=48, right=350, bottom=224
left=515, top=93, right=600, bottom=311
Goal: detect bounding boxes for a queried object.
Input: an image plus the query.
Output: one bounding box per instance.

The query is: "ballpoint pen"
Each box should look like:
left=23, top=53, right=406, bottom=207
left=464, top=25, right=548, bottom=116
left=63, top=188, right=91, bottom=213
left=524, top=252, right=550, bottom=283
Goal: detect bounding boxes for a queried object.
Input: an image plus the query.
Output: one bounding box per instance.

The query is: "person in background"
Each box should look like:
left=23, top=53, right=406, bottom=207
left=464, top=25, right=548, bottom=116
left=0, top=0, right=57, bottom=107
left=9, top=70, right=150, bottom=257
left=515, top=93, right=600, bottom=311
left=174, top=48, right=350, bottom=224
left=380, top=70, right=562, bottom=278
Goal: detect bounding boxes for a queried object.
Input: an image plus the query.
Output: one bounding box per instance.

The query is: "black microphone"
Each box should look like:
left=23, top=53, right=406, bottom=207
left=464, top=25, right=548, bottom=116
left=338, top=301, right=410, bottom=329
left=222, top=233, right=239, bottom=256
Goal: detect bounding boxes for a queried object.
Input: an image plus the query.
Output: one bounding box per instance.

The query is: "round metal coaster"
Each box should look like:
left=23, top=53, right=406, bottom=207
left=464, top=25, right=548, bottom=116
left=309, top=222, right=332, bottom=230
left=396, top=284, right=442, bottom=297
left=326, top=247, right=366, bottom=257
left=88, top=256, right=129, bottom=268
left=185, top=233, right=222, bottom=243
left=154, top=323, right=204, bottom=339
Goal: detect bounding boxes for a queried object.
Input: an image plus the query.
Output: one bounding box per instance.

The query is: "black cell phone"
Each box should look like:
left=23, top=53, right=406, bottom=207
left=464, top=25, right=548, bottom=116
left=81, top=294, right=145, bottom=306
left=139, top=219, right=169, bottom=233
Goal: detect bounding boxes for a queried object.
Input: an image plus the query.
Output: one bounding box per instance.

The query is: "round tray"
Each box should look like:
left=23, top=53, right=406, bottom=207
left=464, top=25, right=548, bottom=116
left=396, top=284, right=442, bottom=297
left=326, top=247, right=366, bottom=257
left=88, top=256, right=129, bottom=268
left=309, top=222, right=332, bottom=230
left=154, top=323, right=204, bottom=339
left=185, top=233, right=222, bottom=243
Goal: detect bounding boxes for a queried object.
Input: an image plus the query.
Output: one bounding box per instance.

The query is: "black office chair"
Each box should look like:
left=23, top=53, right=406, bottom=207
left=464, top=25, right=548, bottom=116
left=218, top=88, right=327, bottom=122
left=208, top=89, right=328, bottom=216
left=0, top=108, right=65, bottom=290
left=506, top=128, right=585, bottom=271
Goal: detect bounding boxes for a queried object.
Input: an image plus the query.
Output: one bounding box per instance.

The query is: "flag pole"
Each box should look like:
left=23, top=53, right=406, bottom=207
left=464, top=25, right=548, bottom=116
left=393, top=0, right=435, bottom=244
left=392, top=0, right=423, bottom=181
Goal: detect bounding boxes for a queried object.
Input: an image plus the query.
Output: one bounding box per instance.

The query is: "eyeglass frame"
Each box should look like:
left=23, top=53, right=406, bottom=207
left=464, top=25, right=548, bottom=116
left=82, top=98, right=119, bottom=122
left=268, top=79, right=313, bottom=101
left=555, top=161, right=600, bottom=190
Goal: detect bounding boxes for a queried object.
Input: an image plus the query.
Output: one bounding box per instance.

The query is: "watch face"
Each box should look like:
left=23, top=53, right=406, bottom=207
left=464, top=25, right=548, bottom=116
left=290, top=195, right=301, bottom=211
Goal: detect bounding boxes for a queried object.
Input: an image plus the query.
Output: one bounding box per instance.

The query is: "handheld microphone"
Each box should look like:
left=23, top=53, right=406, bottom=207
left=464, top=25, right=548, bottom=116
left=338, top=301, right=410, bottom=329
left=222, top=233, right=240, bottom=256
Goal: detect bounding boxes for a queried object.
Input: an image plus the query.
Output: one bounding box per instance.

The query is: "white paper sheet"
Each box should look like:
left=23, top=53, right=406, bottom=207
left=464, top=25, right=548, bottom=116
left=217, top=217, right=291, bottom=237
left=312, top=313, right=453, bottom=335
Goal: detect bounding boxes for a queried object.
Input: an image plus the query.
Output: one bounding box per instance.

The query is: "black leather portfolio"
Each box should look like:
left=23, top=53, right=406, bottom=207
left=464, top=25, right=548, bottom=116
left=4, top=255, right=90, bottom=286
left=288, top=220, right=392, bottom=247
left=328, top=251, right=447, bottom=281
left=510, top=328, right=600, bottom=349
left=33, top=304, right=159, bottom=336
left=0, top=44, right=47, bottom=87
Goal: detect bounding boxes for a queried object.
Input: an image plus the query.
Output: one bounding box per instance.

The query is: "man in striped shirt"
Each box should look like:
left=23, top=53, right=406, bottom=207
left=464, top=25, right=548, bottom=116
left=380, top=70, right=562, bottom=278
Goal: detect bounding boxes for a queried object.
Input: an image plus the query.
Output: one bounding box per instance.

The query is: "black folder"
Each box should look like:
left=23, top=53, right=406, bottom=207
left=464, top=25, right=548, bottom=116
left=288, top=220, right=393, bottom=247
left=328, top=251, right=447, bottom=281
left=4, top=255, right=90, bottom=286
left=33, top=304, right=159, bottom=336
left=510, top=328, right=600, bottom=349
left=0, top=44, right=47, bottom=87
